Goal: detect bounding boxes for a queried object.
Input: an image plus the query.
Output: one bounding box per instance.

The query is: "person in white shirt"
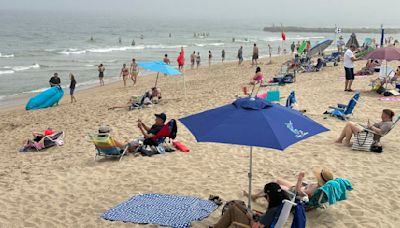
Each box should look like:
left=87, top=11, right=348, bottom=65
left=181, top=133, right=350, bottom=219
left=343, top=45, right=359, bottom=92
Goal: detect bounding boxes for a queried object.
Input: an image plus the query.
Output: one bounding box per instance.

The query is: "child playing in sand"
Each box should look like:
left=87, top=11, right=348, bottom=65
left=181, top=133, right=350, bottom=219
left=249, top=67, right=264, bottom=85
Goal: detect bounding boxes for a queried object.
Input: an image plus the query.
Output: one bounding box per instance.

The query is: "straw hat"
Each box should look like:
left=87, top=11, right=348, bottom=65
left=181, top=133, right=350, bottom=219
left=98, top=126, right=112, bottom=133
left=313, top=167, right=334, bottom=186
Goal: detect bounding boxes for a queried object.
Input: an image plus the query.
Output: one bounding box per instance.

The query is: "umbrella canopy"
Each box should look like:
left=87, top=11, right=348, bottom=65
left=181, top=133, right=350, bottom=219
left=363, top=47, right=400, bottom=61
left=138, top=61, right=181, bottom=75
left=138, top=61, right=181, bottom=87
left=308, top=39, right=333, bottom=56
left=346, top=33, right=360, bottom=48
left=179, top=97, right=329, bottom=209
left=180, top=97, right=328, bottom=150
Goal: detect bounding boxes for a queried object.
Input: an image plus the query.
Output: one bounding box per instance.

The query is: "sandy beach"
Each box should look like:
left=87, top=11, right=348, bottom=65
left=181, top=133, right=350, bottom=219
left=1, top=55, right=399, bottom=228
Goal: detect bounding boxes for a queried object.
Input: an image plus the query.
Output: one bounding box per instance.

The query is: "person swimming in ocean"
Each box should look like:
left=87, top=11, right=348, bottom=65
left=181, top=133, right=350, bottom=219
left=90, top=36, right=94, bottom=42
left=131, top=40, right=136, bottom=46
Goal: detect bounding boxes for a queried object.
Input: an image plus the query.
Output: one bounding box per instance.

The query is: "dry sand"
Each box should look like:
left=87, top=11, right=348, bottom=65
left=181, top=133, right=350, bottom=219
left=0, top=56, right=399, bottom=228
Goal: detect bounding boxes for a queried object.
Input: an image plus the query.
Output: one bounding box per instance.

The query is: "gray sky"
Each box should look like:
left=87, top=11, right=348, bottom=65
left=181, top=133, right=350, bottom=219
left=2, top=0, right=400, bottom=27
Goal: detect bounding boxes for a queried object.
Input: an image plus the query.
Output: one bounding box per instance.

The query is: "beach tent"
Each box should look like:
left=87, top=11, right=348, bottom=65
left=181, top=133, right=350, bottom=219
left=346, top=33, right=360, bottom=48
left=179, top=97, right=329, bottom=209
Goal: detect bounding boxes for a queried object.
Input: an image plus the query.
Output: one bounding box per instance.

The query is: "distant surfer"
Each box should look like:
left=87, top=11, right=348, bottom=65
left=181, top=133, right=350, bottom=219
left=131, top=39, right=136, bottom=46
left=49, top=73, right=61, bottom=87
left=98, top=64, right=105, bottom=86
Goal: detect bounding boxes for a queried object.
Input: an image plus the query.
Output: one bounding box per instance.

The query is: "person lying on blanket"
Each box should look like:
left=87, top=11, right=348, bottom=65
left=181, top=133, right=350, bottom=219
left=108, top=87, right=162, bottom=110
left=211, top=182, right=289, bottom=228
left=244, top=168, right=334, bottom=201
left=355, top=59, right=377, bottom=76
left=127, top=113, right=166, bottom=152
left=334, top=109, right=395, bottom=146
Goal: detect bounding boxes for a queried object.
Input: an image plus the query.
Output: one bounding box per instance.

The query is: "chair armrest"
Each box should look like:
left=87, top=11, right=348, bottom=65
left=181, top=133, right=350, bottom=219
left=337, top=103, right=347, bottom=109
left=328, top=106, right=345, bottom=111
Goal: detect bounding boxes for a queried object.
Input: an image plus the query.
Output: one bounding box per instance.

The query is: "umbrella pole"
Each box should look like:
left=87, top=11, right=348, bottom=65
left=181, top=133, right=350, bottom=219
left=248, top=146, right=253, bottom=209
left=183, top=73, right=187, bottom=99
left=249, top=83, right=256, bottom=97
left=155, top=72, right=159, bottom=87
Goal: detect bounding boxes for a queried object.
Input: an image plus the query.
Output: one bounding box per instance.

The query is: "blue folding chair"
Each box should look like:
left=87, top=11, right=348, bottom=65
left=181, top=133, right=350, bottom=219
left=285, top=91, right=297, bottom=109
left=325, top=92, right=360, bottom=120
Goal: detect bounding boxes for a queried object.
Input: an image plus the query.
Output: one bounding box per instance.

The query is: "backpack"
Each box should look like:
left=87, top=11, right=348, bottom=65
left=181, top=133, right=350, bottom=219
left=168, top=119, right=178, bottom=139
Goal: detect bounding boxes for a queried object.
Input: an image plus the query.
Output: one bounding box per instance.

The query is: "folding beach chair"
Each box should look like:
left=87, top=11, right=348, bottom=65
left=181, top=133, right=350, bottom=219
left=379, top=65, right=397, bottom=89
left=324, top=92, right=360, bottom=120
left=139, top=119, right=178, bottom=156
left=285, top=91, right=297, bottom=109
left=88, top=133, right=129, bottom=162
left=232, top=192, right=297, bottom=228
left=360, top=115, right=400, bottom=141
left=20, top=131, right=65, bottom=152
left=305, top=178, right=353, bottom=211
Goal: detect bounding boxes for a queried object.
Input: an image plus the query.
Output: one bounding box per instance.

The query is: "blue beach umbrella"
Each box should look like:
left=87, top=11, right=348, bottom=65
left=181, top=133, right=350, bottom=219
left=179, top=97, right=329, bottom=209
left=138, top=61, right=181, bottom=87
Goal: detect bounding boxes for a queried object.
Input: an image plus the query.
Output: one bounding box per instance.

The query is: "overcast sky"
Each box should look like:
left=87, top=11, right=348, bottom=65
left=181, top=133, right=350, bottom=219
left=2, top=0, right=400, bottom=27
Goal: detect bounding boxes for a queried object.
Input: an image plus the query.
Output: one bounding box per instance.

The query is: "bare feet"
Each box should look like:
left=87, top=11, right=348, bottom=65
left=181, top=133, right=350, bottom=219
left=334, top=139, right=342, bottom=144
left=243, top=190, right=257, bottom=201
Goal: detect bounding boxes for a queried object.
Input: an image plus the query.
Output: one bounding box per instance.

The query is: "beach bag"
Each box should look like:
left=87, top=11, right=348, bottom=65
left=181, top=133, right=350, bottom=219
left=352, top=131, right=374, bottom=151
left=222, top=200, right=246, bottom=215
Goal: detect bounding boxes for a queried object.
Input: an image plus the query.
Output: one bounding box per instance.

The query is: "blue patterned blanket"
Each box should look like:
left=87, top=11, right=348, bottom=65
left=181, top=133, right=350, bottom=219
left=101, top=193, right=217, bottom=228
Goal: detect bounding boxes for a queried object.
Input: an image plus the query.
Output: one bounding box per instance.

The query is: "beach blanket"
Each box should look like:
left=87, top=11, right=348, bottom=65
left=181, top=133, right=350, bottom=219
left=101, top=193, right=217, bottom=228
left=379, top=97, right=400, bottom=102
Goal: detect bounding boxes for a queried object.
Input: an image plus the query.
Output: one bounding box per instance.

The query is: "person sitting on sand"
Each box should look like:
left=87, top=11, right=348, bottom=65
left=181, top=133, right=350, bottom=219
left=127, top=113, right=167, bottom=152
left=335, top=109, right=395, bottom=146
left=244, top=168, right=334, bottom=202
left=211, top=182, right=289, bottom=228
left=355, top=59, right=376, bottom=76
left=109, top=87, right=162, bottom=110
left=250, top=67, right=264, bottom=85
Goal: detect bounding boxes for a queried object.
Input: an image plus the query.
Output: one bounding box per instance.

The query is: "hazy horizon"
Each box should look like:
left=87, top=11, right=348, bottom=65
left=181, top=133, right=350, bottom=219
left=1, top=0, right=400, bottom=28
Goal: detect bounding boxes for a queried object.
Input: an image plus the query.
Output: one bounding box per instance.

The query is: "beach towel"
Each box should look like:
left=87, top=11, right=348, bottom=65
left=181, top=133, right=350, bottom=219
left=379, top=97, right=400, bottom=102
left=101, top=193, right=217, bottom=228
left=320, top=178, right=353, bottom=205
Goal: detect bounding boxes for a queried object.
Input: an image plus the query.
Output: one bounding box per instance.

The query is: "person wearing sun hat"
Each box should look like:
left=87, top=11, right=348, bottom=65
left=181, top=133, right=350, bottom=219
left=244, top=168, right=334, bottom=202
left=97, top=125, right=127, bottom=148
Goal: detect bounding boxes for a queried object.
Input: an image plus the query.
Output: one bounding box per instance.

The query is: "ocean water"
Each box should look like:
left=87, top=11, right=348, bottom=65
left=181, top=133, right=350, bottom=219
left=0, top=10, right=384, bottom=105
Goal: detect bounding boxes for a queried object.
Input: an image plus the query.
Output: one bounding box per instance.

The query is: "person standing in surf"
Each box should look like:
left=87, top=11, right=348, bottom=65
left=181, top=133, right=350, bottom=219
left=221, top=49, right=225, bottom=63
left=238, top=46, right=243, bottom=65
left=190, top=52, right=196, bottom=69
left=120, top=64, right=130, bottom=87
left=291, top=42, right=296, bottom=53
left=69, top=73, right=77, bottom=103
left=208, top=50, right=212, bottom=66
left=130, top=58, right=139, bottom=85
left=196, top=52, right=201, bottom=68
left=163, top=54, right=170, bottom=65
left=252, top=43, right=259, bottom=66
left=98, top=64, right=105, bottom=86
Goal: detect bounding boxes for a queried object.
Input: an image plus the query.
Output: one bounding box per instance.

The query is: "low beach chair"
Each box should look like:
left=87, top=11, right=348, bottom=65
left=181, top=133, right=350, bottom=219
left=232, top=195, right=297, bottom=228
left=88, top=133, right=129, bottom=162
left=361, top=115, right=400, bottom=139
left=20, top=131, right=65, bottom=152
left=324, top=92, right=360, bottom=120
left=305, top=178, right=353, bottom=211
left=138, top=119, right=178, bottom=156
left=285, top=91, right=297, bottom=109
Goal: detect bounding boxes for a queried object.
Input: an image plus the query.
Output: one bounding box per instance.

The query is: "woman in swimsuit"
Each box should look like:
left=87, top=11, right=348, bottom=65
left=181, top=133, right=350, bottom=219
left=98, top=64, right=105, bottom=86
left=120, top=64, right=130, bottom=87
left=130, top=58, right=139, bottom=85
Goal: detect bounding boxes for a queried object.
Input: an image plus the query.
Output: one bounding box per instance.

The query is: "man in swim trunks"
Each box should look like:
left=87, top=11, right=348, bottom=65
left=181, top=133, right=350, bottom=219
left=98, top=64, right=105, bottom=86
left=130, top=58, right=138, bottom=85
left=252, top=43, right=259, bottom=66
